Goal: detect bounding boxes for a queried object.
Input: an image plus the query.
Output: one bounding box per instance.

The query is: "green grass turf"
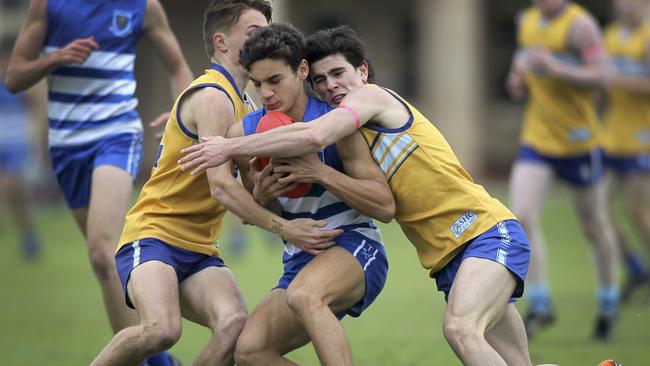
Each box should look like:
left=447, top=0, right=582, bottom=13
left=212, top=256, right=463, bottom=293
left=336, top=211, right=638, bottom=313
left=1, top=186, right=649, bottom=365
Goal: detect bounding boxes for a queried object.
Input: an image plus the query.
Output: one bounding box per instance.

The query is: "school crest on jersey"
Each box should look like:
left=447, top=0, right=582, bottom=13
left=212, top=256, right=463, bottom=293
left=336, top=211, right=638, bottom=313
left=110, top=10, right=134, bottom=37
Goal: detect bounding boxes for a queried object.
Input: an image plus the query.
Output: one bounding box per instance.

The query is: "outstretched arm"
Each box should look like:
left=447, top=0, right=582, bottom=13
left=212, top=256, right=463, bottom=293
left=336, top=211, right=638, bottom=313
left=189, top=88, right=340, bottom=254
left=179, top=85, right=388, bottom=174
left=5, top=0, right=99, bottom=93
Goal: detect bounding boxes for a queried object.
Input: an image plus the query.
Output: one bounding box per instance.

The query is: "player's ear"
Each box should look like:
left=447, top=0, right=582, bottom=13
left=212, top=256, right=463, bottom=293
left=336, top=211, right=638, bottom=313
left=298, top=59, right=309, bottom=80
left=358, top=61, right=369, bottom=83
left=213, top=32, right=227, bottom=53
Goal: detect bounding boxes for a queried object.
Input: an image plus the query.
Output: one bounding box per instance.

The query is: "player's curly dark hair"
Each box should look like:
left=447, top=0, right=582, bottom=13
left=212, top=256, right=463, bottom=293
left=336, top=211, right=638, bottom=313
left=203, top=0, right=272, bottom=58
left=240, top=23, right=305, bottom=71
left=305, top=26, right=375, bottom=83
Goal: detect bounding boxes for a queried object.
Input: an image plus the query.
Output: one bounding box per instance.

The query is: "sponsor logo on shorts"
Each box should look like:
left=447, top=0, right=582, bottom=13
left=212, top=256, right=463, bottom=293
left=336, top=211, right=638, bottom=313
left=450, top=211, right=477, bottom=239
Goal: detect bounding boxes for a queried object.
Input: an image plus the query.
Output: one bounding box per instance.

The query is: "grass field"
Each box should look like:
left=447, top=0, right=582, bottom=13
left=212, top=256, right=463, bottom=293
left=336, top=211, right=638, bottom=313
left=1, top=185, right=649, bottom=365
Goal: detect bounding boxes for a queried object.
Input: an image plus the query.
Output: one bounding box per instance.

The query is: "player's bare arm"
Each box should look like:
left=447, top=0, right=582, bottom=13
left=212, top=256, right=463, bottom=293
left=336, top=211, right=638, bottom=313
left=506, top=48, right=528, bottom=100
left=227, top=122, right=286, bottom=215
left=178, top=85, right=401, bottom=175
left=188, top=88, right=340, bottom=254
left=5, top=0, right=99, bottom=93
left=531, top=14, right=608, bottom=87
left=273, top=131, right=395, bottom=223
left=143, top=0, right=193, bottom=135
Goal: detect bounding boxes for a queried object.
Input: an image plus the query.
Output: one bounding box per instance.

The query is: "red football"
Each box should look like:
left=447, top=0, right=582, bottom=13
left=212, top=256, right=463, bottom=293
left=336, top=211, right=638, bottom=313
left=255, top=112, right=311, bottom=198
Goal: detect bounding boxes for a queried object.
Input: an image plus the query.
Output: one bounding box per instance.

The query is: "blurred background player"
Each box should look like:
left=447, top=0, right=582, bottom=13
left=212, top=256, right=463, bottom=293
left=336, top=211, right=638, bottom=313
left=506, top=0, right=620, bottom=340
left=0, top=37, right=46, bottom=260
left=231, top=23, right=391, bottom=366
left=602, top=0, right=650, bottom=303
left=4, top=0, right=193, bottom=364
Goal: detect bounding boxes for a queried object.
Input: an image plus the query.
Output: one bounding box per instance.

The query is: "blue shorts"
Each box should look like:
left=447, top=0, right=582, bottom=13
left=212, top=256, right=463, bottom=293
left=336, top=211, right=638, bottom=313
left=433, top=220, right=530, bottom=302
left=0, top=145, right=29, bottom=174
left=603, top=153, right=650, bottom=176
left=115, top=237, right=227, bottom=309
left=517, top=145, right=603, bottom=186
left=277, top=231, right=388, bottom=318
left=50, top=133, right=143, bottom=209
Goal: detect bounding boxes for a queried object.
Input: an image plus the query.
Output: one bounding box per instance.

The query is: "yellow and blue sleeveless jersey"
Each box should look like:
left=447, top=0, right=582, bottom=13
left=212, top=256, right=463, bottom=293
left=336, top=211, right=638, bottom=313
left=119, top=64, right=254, bottom=256
left=359, top=86, right=516, bottom=274
left=518, top=2, right=600, bottom=156
left=44, top=0, right=147, bottom=148
left=603, top=21, right=650, bottom=154
left=242, top=96, right=383, bottom=262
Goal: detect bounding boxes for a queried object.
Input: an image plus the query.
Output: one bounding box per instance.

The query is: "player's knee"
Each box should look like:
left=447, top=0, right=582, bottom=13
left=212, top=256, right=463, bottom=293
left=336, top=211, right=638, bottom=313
left=215, top=310, right=247, bottom=342
left=87, top=245, right=117, bottom=280
left=443, top=315, right=481, bottom=348
left=234, top=332, right=264, bottom=366
left=142, top=320, right=182, bottom=352
left=286, top=285, right=323, bottom=314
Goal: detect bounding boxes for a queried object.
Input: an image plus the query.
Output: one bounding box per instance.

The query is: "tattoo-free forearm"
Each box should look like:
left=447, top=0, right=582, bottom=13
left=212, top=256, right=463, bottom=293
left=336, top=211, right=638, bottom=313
left=5, top=53, right=61, bottom=93
left=318, top=165, right=395, bottom=223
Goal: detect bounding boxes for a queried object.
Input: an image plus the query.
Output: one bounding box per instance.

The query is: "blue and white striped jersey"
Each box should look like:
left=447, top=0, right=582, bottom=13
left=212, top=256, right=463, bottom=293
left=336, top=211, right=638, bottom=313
left=44, top=0, right=146, bottom=147
left=242, top=96, right=383, bottom=262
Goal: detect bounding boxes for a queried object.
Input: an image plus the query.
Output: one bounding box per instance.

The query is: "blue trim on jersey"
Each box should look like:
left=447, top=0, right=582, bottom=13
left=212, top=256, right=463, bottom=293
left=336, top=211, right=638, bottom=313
left=282, top=201, right=357, bottom=221
left=368, top=131, right=383, bottom=151
left=175, top=84, right=236, bottom=140
left=361, top=87, right=414, bottom=133
left=51, top=67, right=134, bottom=80
left=48, top=92, right=134, bottom=105
left=211, top=63, right=243, bottom=102
left=49, top=110, right=139, bottom=130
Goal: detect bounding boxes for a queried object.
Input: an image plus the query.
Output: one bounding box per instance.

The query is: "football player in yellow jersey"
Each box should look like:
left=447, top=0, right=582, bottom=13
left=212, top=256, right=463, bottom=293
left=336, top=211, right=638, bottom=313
left=603, top=0, right=650, bottom=303
left=94, top=2, right=341, bottom=366
left=181, top=27, right=537, bottom=366
left=506, top=0, right=620, bottom=341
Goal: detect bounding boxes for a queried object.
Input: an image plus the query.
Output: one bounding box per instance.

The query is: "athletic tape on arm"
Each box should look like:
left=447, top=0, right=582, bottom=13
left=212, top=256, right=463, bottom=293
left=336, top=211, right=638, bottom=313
left=337, top=105, right=361, bottom=130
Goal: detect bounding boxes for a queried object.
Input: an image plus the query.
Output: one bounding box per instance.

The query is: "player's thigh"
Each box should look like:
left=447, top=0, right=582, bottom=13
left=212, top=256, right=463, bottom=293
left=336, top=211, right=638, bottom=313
left=178, top=266, right=246, bottom=328
left=289, top=246, right=365, bottom=313
left=237, top=289, right=310, bottom=355
left=508, top=161, right=553, bottom=218
left=571, top=179, right=608, bottom=223
left=624, top=173, right=650, bottom=209
left=446, top=257, right=515, bottom=330
left=128, top=260, right=181, bottom=324
left=87, top=165, right=134, bottom=239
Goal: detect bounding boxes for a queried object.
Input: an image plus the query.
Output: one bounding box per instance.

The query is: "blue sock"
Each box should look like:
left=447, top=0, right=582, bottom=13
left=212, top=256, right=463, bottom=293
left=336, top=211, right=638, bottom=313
left=598, top=286, right=620, bottom=317
left=527, top=284, right=551, bottom=314
left=624, top=252, right=647, bottom=278
left=145, top=352, right=174, bottom=366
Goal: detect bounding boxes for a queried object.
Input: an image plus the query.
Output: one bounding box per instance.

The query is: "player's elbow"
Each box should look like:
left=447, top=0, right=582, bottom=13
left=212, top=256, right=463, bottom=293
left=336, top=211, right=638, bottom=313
left=209, top=179, right=231, bottom=203
left=3, top=72, right=23, bottom=94
left=375, top=199, right=396, bottom=224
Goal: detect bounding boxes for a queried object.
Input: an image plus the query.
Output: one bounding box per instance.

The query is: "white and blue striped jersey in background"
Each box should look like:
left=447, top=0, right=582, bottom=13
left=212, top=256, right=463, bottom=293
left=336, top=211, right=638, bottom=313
left=44, top=0, right=146, bottom=148
left=0, top=78, right=30, bottom=148
left=242, top=96, right=384, bottom=262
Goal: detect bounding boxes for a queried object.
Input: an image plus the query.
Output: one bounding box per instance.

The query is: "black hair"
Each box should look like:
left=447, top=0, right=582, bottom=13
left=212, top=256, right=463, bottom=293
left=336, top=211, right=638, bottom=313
left=240, top=23, right=306, bottom=71
left=305, top=25, right=375, bottom=83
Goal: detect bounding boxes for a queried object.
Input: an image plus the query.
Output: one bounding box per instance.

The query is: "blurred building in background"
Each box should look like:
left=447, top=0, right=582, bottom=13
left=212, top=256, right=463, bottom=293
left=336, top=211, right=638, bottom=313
left=0, top=0, right=618, bottom=180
